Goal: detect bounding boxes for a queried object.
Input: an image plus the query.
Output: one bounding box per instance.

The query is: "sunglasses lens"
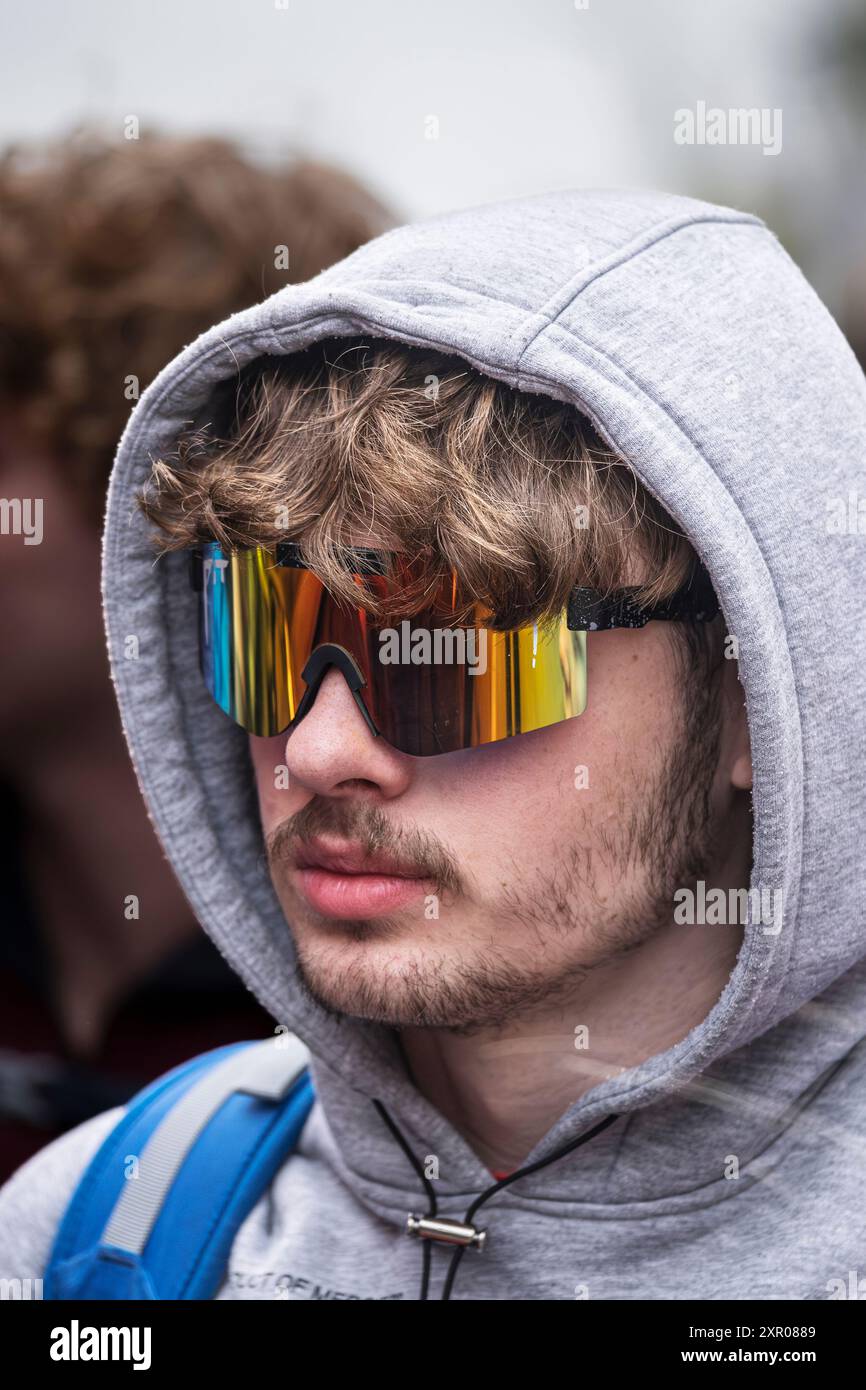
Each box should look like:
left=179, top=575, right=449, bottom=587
left=348, top=565, right=587, bottom=754
left=197, top=544, right=587, bottom=751
left=198, top=543, right=310, bottom=736
left=356, top=615, right=587, bottom=755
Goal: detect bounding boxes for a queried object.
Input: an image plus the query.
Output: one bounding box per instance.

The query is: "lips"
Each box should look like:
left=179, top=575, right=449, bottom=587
left=291, top=836, right=434, bottom=919
left=293, top=836, right=425, bottom=879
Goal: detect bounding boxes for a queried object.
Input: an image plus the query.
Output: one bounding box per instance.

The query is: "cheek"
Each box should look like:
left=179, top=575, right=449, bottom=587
left=429, top=631, right=681, bottom=874
left=421, top=716, right=608, bottom=886
left=583, top=628, right=682, bottom=758
left=247, top=734, right=294, bottom=830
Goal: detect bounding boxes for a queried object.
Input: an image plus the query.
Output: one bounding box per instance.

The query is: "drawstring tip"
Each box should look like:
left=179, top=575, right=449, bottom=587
left=406, top=1214, right=487, bottom=1250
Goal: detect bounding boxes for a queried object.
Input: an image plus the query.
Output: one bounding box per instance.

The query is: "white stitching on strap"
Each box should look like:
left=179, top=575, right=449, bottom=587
left=102, top=1035, right=310, bottom=1254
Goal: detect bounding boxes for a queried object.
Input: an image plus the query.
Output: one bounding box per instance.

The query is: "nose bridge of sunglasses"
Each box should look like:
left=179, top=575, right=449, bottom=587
left=292, top=642, right=380, bottom=739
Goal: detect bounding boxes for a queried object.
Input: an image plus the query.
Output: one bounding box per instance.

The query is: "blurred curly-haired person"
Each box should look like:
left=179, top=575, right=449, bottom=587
left=0, top=130, right=392, bottom=1179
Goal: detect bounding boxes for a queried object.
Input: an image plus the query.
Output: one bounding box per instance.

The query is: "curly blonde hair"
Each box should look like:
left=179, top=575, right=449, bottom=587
left=139, top=336, right=698, bottom=630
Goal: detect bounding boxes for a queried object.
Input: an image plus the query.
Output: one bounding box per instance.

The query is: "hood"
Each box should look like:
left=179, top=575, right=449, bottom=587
left=101, top=186, right=866, bottom=1210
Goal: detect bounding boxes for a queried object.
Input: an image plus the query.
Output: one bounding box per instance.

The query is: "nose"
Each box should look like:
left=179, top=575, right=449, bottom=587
left=283, top=661, right=413, bottom=799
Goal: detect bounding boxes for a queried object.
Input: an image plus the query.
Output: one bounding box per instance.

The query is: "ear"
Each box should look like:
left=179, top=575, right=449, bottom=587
left=730, top=746, right=753, bottom=792
left=722, top=658, right=752, bottom=792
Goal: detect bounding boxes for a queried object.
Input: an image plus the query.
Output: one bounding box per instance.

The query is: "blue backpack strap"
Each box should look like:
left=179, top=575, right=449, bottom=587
left=43, top=1035, right=314, bottom=1300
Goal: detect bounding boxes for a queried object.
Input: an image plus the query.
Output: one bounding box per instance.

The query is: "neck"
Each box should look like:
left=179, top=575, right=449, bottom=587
left=399, top=891, right=746, bottom=1174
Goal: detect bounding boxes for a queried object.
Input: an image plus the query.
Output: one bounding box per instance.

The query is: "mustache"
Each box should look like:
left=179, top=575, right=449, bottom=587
left=264, top=798, right=463, bottom=898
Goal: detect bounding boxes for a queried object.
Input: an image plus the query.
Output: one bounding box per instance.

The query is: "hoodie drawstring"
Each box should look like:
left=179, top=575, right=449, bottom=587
left=372, top=1099, right=620, bottom=1300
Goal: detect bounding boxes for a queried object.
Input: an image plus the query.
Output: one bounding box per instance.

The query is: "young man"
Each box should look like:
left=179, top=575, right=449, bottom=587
left=1, top=187, right=864, bottom=1301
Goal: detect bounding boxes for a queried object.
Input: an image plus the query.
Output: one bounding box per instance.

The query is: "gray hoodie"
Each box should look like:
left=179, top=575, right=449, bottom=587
left=2, top=187, right=866, bottom=1301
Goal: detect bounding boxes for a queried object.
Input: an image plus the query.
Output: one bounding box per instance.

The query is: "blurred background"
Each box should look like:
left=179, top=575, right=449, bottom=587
left=1, top=0, right=864, bottom=1179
